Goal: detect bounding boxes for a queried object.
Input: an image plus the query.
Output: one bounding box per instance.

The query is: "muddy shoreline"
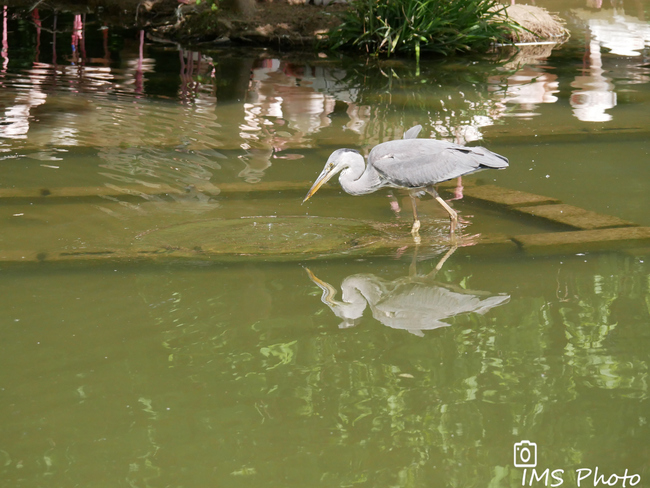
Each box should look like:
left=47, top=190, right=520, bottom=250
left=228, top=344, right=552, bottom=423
left=8, top=0, right=567, bottom=49
left=8, top=0, right=349, bottom=48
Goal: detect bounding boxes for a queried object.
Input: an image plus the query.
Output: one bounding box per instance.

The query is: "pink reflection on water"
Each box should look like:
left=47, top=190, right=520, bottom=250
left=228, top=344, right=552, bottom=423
left=135, top=30, right=144, bottom=94
left=33, top=9, right=42, bottom=62
left=238, top=58, right=339, bottom=182
left=177, top=49, right=218, bottom=102
left=71, top=14, right=84, bottom=65
left=1, top=6, right=8, bottom=74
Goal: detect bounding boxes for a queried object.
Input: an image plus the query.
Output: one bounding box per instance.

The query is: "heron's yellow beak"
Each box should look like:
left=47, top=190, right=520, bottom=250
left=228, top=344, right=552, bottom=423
left=302, top=164, right=337, bottom=203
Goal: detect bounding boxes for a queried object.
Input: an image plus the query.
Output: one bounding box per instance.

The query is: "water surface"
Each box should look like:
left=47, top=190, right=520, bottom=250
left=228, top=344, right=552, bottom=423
left=0, top=2, right=649, bottom=487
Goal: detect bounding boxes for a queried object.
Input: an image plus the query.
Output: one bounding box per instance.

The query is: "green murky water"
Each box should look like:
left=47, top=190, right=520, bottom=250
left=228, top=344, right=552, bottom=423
left=0, top=2, right=649, bottom=487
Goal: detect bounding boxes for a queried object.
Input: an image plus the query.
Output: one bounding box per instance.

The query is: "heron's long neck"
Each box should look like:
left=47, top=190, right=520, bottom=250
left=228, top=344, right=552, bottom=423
left=319, top=277, right=367, bottom=321
left=339, top=155, right=382, bottom=195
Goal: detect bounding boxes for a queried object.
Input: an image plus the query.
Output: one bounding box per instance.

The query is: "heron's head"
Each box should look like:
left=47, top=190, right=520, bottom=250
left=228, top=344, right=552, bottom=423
left=303, top=149, right=361, bottom=203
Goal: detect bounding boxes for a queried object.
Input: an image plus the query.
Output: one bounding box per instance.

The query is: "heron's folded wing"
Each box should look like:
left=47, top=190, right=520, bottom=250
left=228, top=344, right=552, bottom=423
left=370, top=139, right=506, bottom=188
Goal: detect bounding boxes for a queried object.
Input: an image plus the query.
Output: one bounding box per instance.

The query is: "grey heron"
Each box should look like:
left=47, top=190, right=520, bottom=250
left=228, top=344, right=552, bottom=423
left=303, top=125, right=508, bottom=235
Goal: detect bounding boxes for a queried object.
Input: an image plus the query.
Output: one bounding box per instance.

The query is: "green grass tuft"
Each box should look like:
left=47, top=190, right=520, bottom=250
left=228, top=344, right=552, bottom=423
left=327, top=0, right=515, bottom=57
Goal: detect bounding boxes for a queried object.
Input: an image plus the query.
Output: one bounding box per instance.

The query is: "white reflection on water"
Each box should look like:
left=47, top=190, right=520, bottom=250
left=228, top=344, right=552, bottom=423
left=568, top=4, right=650, bottom=121
left=308, top=267, right=510, bottom=336
left=570, top=38, right=616, bottom=122
left=238, top=59, right=347, bottom=182
left=0, top=11, right=155, bottom=142
left=306, top=248, right=510, bottom=336
left=573, top=7, right=650, bottom=57
left=492, top=66, right=559, bottom=117
left=0, top=82, right=47, bottom=139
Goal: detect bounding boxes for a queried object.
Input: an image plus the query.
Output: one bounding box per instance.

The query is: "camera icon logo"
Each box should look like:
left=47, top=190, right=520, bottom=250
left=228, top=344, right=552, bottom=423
left=514, top=440, right=537, bottom=468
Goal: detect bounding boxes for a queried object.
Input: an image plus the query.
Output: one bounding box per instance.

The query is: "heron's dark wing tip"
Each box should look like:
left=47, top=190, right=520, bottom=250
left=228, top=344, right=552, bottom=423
left=470, top=147, right=509, bottom=168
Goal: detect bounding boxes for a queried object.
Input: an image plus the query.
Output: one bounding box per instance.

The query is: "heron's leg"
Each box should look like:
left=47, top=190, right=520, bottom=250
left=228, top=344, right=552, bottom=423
left=409, top=192, right=421, bottom=235
left=408, top=193, right=422, bottom=245
left=426, top=186, right=458, bottom=234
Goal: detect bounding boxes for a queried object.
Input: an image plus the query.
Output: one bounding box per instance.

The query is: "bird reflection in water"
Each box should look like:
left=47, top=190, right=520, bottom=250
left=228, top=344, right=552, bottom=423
left=305, top=247, right=509, bottom=337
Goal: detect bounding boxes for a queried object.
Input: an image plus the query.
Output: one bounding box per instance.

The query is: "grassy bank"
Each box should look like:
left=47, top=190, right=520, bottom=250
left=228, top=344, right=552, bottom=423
left=327, top=0, right=516, bottom=57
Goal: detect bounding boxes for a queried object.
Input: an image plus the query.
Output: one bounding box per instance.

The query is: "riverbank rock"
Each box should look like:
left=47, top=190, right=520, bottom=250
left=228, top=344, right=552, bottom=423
left=500, top=4, right=570, bottom=43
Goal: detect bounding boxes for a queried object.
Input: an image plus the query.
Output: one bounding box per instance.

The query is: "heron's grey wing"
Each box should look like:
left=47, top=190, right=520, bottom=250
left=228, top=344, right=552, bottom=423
left=403, top=125, right=422, bottom=139
left=369, top=139, right=508, bottom=188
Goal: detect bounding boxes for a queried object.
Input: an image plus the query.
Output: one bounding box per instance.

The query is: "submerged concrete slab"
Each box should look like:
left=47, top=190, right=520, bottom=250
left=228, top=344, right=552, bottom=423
left=459, top=234, right=520, bottom=256
left=516, top=204, right=637, bottom=230
left=513, top=227, right=650, bottom=254
left=1, top=181, right=646, bottom=263
left=2, top=226, right=648, bottom=264
left=0, top=184, right=184, bottom=200
left=0, top=181, right=314, bottom=201
left=459, top=185, right=560, bottom=207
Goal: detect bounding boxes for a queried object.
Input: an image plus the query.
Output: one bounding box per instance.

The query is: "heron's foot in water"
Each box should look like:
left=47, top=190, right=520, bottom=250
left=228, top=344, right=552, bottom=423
left=450, top=216, right=458, bottom=234
left=449, top=217, right=459, bottom=246
left=449, top=231, right=458, bottom=247
left=410, top=220, right=421, bottom=245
